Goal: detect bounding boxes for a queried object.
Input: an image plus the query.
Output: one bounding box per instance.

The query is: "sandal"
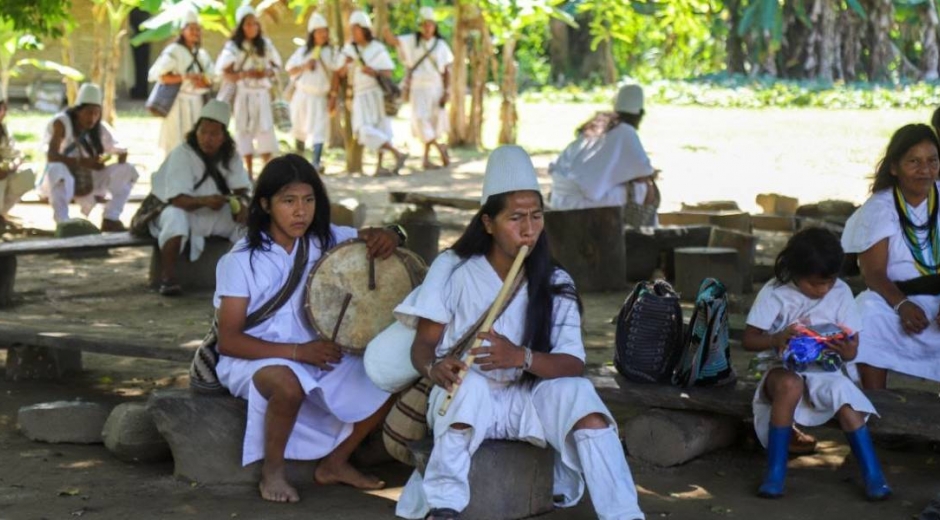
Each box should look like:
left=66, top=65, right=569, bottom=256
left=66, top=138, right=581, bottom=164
left=393, top=152, right=409, bottom=175
left=159, top=280, right=183, bottom=297
left=425, top=508, right=460, bottom=520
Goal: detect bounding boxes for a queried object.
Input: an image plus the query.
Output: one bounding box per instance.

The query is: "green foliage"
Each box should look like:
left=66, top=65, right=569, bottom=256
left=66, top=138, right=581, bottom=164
left=0, top=0, right=73, bottom=38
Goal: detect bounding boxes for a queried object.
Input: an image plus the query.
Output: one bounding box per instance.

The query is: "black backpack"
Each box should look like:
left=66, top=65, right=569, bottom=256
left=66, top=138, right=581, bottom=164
left=614, top=280, right=684, bottom=383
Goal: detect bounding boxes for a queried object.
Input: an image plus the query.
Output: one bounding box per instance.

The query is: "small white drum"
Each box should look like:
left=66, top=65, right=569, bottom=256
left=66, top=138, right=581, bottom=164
left=305, top=239, right=427, bottom=355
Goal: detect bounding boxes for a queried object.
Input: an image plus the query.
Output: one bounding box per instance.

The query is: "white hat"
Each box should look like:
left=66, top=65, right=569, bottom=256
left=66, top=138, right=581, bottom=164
left=199, top=100, right=231, bottom=127
left=419, top=6, right=436, bottom=22
left=480, top=145, right=541, bottom=205
left=307, top=12, right=328, bottom=32
left=76, top=83, right=102, bottom=106
left=181, top=8, right=200, bottom=27
left=349, top=10, right=372, bottom=29
left=235, top=4, right=256, bottom=26
left=614, top=83, right=643, bottom=115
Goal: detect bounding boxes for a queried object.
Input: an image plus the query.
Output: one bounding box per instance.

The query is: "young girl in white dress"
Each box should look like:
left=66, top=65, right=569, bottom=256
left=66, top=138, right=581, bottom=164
left=213, top=154, right=402, bottom=503
left=743, top=227, right=891, bottom=501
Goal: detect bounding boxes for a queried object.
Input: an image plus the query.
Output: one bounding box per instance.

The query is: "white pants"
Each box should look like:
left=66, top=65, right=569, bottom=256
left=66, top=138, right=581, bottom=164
left=410, top=83, right=448, bottom=144
left=290, top=90, right=330, bottom=146
left=352, top=88, right=393, bottom=152
left=149, top=205, right=244, bottom=262
left=396, top=371, right=645, bottom=520
left=159, top=92, right=205, bottom=157
left=39, top=162, right=139, bottom=223
left=234, top=87, right=279, bottom=156
left=0, top=168, right=36, bottom=217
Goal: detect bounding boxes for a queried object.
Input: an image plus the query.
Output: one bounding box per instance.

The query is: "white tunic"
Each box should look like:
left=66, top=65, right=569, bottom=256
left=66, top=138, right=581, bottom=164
left=842, top=186, right=940, bottom=381
left=398, top=34, right=453, bottom=143
left=549, top=123, right=653, bottom=210
left=148, top=42, right=216, bottom=155
left=286, top=45, right=340, bottom=144
left=148, top=143, right=252, bottom=260
left=214, top=227, right=391, bottom=465
left=746, top=279, right=876, bottom=447
left=341, top=41, right=395, bottom=151
left=215, top=38, right=283, bottom=138
left=394, top=251, right=632, bottom=517
left=0, top=128, right=35, bottom=217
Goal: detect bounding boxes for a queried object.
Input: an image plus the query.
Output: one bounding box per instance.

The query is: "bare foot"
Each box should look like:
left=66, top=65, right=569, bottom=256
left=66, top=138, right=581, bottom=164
left=439, top=144, right=450, bottom=167
left=422, top=160, right=441, bottom=170
left=315, top=459, right=386, bottom=490
left=259, top=470, right=300, bottom=503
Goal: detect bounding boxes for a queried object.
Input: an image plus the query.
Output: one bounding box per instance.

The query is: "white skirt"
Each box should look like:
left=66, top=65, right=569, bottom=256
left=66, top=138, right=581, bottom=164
left=216, top=354, right=390, bottom=465
left=409, top=83, right=448, bottom=144
left=233, top=86, right=274, bottom=138
left=289, top=90, right=330, bottom=145
left=352, top=87, right=393, bottom=151
left=752, top=366, right=877, bottom=447
left=854, top=289, right=940, bottom=381
left=159, top=91, right=205, bottom=156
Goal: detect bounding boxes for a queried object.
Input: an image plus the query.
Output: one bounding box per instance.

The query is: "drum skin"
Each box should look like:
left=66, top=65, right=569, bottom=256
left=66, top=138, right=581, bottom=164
left=305, top=239, right=427, bottom=354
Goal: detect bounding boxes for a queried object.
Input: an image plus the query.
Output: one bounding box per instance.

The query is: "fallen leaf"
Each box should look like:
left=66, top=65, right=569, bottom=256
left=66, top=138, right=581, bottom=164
left=58, top=488, right=80, bottom=497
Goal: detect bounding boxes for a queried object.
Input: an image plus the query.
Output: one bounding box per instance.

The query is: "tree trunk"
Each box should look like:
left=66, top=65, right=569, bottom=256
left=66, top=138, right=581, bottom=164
left=448, top=1, right=470, bottom=147
left=498, top=37, right=518, bottom=145
left=922, top=1, right=940, bottom=81
left=60, top=26, right=78, bottom=105
left=866, top=0, right=894, bottom=81
left=339, top=0, right=362, bottom=173
left=326, top=0, right=345, bottom=149
left=839, top=11, right=862, bottom=81
left=91, top=4, right=107, bottom=86
left=818, top=0, right=837, bottom=83
left=103, top=18, right=128, bottom=126
left=467, top=20, right=492, bottom=148
left=548, top=19, right=569, bottom=84
left=725, top=0, right=747, bottom=74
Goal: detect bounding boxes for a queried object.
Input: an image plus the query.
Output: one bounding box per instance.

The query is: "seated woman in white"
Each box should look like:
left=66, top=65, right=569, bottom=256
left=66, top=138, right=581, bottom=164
left=149, top=100, right=251, bottom=296
left=549, top=83, right=659, bottom=227
left=395, top=145, right=645, bottom=520
left=842, top=123, right=940, bottom=389
left=214, top=154, right=403, bottom=503
left=0, top=97, right=36, bottom=226
left=37, top=83, right=140, bottom=231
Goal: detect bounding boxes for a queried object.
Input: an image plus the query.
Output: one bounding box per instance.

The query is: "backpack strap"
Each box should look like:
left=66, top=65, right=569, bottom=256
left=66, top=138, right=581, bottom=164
left=444, top=267, right=525, bottom=361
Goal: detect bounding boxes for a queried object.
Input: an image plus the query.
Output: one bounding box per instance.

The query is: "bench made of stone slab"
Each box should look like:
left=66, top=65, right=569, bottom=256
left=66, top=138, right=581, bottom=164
left=410, top=437, right=554, bottom=520
left=18, top=401, right=111, bottom=444
left=147, top=389, right=391, bottom=485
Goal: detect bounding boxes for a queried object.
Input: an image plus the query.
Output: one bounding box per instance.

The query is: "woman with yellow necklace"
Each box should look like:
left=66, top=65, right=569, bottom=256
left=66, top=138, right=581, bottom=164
left=843, top=124, right=940, bottom=389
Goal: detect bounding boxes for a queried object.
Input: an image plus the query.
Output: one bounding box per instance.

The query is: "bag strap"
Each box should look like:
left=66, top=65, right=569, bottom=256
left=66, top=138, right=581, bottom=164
left=245, top=237, right=310, bottom=328
left=408, top=37, right=438, bottom=77
left=443, top=267, right=526, bottom=361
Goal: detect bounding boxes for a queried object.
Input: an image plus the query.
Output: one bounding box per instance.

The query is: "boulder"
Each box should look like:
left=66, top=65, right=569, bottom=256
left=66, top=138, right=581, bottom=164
left=147, top=237, right=231, bottom=291
left=622, top=408, right=740, bottom=467
left=755, top=193, right=799, bottom=216
left=18, top=401, right=110, bottom=444
left=5, top=346, right=82, bottom=381
left=102, top=402, right=171, bottom=463
left=331, top=198, right=367, bottom=228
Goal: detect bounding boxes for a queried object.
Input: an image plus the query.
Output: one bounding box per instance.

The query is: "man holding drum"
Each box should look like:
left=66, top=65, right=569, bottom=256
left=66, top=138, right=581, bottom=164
left=37, top=83, right=140, bottom=231
left=394, top=145, right=645, bottom=520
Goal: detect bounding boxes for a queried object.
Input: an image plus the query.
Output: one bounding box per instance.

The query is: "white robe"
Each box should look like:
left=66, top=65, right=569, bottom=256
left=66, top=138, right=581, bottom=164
left=549, top=123, right=653, bottom=210
left=398, top=34, right=453, bottom=144
left=842, top=186, right=940, bottom=381
left=341, top=41, right=395, bottom=151
left=36, top=112, right=139, bottom=222
left=393, top=251, right=644, bottom=520
left=746, top=279, right=876, bottom=447
left=215, top=38, right=283, bottom=155
left=214, top=228, right=391, bottom=465
left=286, top=45, right=340, bottom=146
left=148, top=143, right=252, bottom=261
left=148, top=42, right=216, bottom=156
left=0, top=129, right=35, bottom=217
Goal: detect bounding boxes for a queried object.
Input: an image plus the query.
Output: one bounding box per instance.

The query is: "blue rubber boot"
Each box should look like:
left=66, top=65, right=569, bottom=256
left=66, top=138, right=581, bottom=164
left=758, top=425, right=792, bottom=498
left=846, top=425, right=892, bottom=501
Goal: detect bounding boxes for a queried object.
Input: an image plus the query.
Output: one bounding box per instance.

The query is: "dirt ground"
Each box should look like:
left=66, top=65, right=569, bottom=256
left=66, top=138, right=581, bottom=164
left=2, top=103, right=940, bottom=519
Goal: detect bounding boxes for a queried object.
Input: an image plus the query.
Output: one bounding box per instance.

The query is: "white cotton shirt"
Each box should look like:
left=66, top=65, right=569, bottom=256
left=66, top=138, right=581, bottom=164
left=286, top=45, right=341, bottom=96
left=393, top=250, right=586, bottom=383
left=398, top=34, right=454, bottom=87
left=340, top=41, right=395, bottom=94
left=841, top=186, right=940, bottom=381
left=215, top=38, right=283, bottom=91
left=43, top=111, right=125, bottom=159
left=148, top=42, right=216, bottom=94
left=549, top=123, right=653, bottom=210
left=150, top=143, right=251, bottom=203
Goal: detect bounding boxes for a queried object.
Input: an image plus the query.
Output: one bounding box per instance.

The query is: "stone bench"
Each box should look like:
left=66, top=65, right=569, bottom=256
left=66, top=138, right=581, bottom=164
left=410, top=437, right=554, bottom=520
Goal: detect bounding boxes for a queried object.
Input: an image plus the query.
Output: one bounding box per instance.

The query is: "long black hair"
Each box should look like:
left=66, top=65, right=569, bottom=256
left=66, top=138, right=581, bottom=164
left=66, top=104, right=104, bottom=156
left=773, top=227, right=844, bottom=285
left=242, top=154, right=334, bottom=260
left=185, top=117, right=237, bottom=187
left=871, top=124, right=940, bottom=193
left=231, top=16, right=266, bottom=57
left=450, top=191, right=582, bottom=367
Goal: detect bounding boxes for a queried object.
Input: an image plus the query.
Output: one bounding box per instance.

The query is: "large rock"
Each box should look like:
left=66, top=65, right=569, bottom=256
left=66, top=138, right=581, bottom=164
left=674, top=246, right=741, bottom=298
left=545, top=206, right=627, bottom=293
left=708, top=228, right=757, bottom=293
left=148, top=237, right=230, bottom=291
left=622, top=408, right=740, bottom=467
left=412, top=438, right=554, bottom=520
left=755, top=193, right=799, bottom=216
left=5, top=346, right=82, bottom=381
left=653, top=225, right=713, bottom=280
left=331, top=198, right=367, bottom=228
left=102, top=402, right=171, bottom=463
left=18, top=401, right=110, bottom=444
left=397, top=206, right=441, bottom=266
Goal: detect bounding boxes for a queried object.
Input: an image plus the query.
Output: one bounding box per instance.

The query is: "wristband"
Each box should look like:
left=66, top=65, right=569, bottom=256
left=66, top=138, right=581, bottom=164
left=522, top=347, right=533, bottom=371
left=386, top=224, right=407, bottom=246
left=893, top=298, right=911, bottom=314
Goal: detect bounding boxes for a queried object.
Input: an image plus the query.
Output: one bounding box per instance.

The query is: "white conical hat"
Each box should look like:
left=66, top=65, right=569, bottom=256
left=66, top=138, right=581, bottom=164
left=199, top=100, right=231, bottom=127
left=307, top=12, right=328, bottom=32
left=480, top=145, right=541, bottom=205
left=181, top=8, right=199, bottom=27
left=349, top=10, right=372, bottom=29
left=614, top=83, right=643, bottom=115
left=235, top=4, right=256, bottom=26
left=419, top=6, right=435, bottom=22
left=76, top=83, right=102, bottom=106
